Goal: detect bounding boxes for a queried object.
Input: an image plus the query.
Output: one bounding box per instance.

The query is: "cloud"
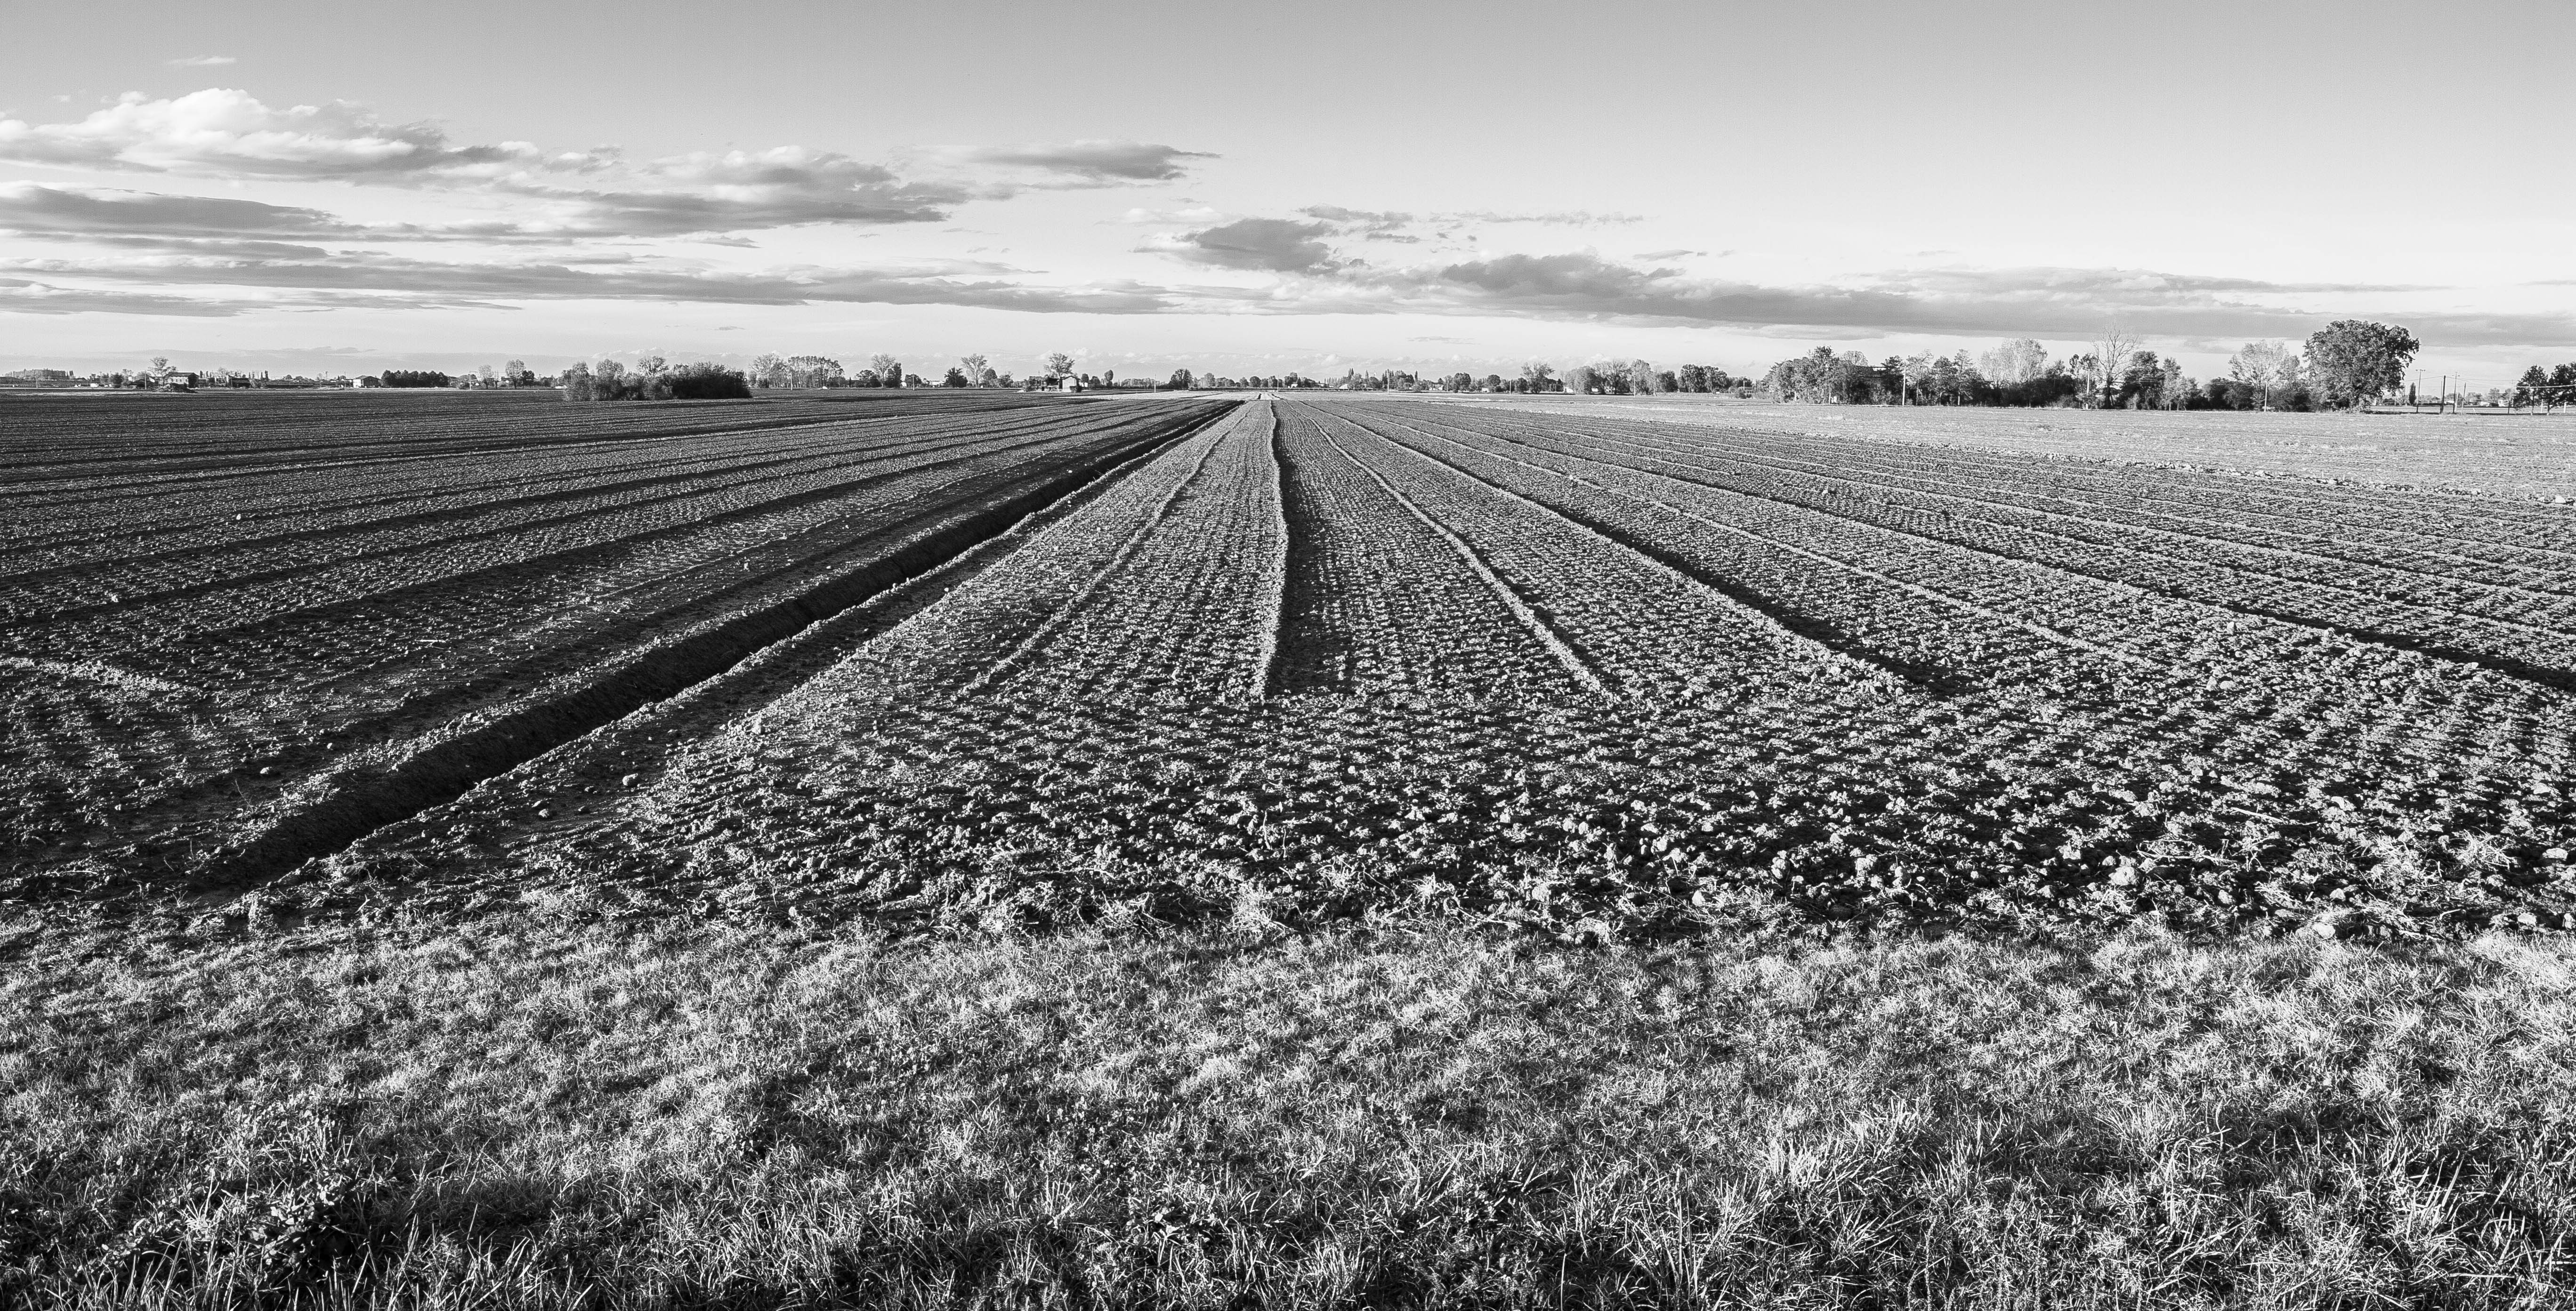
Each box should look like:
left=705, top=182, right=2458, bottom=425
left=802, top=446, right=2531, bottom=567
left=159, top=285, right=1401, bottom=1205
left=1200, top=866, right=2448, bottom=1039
left=1449, top=210, right=1645, bottom=226
left=1246, top=204, right=1648, bottom=253
left=1363, top=255, right=2576, bottom=346
left=0, top=88, right=517, bottom=178
left=964, top=140, right=1212, bottom=184
left=0, top=179, right=882, bottom=248
left=3, top=249, right=1180, bottom=314
left=0, top=277, right=256, bottom=315
left=0, top=91, right=999, bottom=236
left=1421, top=251, right=1684, bottom=304
left=1885, top=266, right=2432, bottom=299
left=0, top=277, right=463, bottom=316
left=166, top=55, right=237, bottom=67
left=1638, top=248, right=1706, bottom=259
left=1159, top=217, right=1344, bottom=273
left=0, top=182, right=363, bottom=240
left=1141, top=223, right=2576, bottom=347
left=494, top=152, right=968, bottom=236
left=1300, top=205, right=1411, bottom=229
left=1112, top=204, right=1220, bottom=225
left=1297, top=205, right=1422, bottom=243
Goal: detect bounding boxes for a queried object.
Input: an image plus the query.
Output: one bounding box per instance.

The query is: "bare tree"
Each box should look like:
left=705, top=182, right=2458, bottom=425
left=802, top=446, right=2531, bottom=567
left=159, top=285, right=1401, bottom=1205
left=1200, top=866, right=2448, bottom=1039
left=751, top=353, right=784, bottom=388
left=866, top=353, right=900, bottom=387
left=959, top=354, right=991, bottom=387
left=2089, top=328, right=2138, bottom=408
left=1519, top=362, right=1555, bottom=391
left=1043, top=352, right=1075, bottom=379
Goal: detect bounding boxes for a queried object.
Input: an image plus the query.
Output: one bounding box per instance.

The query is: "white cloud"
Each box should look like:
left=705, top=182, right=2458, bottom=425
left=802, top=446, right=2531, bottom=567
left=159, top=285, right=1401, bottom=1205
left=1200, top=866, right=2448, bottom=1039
left=0, top=88, right=516, bottom=177
left=165, top=55, right=237, bottom=67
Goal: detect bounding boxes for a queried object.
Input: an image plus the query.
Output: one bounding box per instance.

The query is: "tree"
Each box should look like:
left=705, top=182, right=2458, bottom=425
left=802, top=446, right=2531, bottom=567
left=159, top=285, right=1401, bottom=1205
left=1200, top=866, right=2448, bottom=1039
left=1759, top=346, right=1860, bottom=403
left=2119, top=351, right=2166, bottom=409
left=1562, top=365, right=1598, bottom=395
left=2515, top=365, right=2551, bottom=407
left=665, top=362, right=751, bottom=400
left=148, top=356, right=170, bottom=377
left=1043, top=353, right=1075, bottom=380
left=2228, top=341, right=2299, bottom=410
left=1978, top=338, right=2048, bottom=387
left=958, top=354, right=990, bottom=387
left=2303, top=320, right=2419, bottom=410
left=1899, top=352, right=1938, bottom=404
left=782, top=355, right=842, bottom=388
left=1625, top=359, right=1657, bottom=394
left=1675, top=363, right=1735, bottom=394
left=866, top=354, right=900, bottom=387
left=941, top=366, right=969, bottom=387
left=1168, top=368, right=1195, bottom=389
left=1519, top=362, right=1555, bottom=392
left=2088, top=329, right=2138, bottom=408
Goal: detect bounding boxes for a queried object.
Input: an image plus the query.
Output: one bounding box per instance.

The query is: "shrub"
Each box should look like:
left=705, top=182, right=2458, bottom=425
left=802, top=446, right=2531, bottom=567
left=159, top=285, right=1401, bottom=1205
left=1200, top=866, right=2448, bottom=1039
left=664, top=363, right=751, bottom=401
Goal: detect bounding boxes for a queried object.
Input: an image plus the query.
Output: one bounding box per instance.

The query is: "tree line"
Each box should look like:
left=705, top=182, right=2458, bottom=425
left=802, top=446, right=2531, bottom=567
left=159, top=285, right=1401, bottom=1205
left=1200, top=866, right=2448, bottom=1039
left=2514, top=363, right=2576, bottom=407
left=532, top=319, right=2459, bottom=410
left=1753, top=321, right=2421, bottom=411
left=559, top=356, right=750, bottom=402
left=745, top=354, right=924, bottom=389
left=1323, top=362, right=1741, bottom=394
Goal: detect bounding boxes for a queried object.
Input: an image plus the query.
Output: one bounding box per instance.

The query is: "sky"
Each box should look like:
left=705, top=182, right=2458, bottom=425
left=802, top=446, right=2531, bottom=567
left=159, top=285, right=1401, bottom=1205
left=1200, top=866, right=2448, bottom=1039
left=1, top=0, right=2570, bottom=389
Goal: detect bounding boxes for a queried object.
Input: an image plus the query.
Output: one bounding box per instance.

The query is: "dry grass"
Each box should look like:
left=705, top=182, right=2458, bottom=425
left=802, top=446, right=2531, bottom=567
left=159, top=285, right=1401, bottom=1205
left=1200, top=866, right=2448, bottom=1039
left=8, top=914, right=2576, bottom=1307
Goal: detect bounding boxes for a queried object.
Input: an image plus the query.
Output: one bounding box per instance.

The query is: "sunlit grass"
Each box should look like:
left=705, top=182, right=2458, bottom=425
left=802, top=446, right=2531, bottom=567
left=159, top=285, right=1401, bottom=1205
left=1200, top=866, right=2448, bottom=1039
left=7, top=914, right=2575, bottom=1306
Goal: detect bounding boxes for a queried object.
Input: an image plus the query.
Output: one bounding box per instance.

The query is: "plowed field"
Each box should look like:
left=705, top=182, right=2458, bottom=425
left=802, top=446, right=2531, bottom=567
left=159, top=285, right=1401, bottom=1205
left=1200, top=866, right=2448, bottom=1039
left=8, top=391, right=2574, bottom=944
left=0, top=388, right=1231, bottom=908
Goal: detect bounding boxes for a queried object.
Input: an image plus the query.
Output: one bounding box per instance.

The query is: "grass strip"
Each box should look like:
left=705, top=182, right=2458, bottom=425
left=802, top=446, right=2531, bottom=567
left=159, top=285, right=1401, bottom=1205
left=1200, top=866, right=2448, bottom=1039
left=6, top=915, right=2573, bottom=1306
